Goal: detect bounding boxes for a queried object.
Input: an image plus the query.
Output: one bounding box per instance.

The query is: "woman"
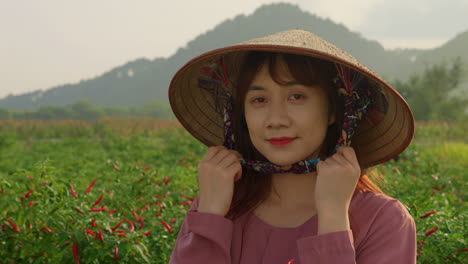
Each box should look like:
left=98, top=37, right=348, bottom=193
left=168, top=29, right=417, bottom=264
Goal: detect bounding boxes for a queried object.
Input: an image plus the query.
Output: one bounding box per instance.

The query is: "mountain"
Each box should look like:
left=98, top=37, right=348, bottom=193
left=387, top=30, right=468, bottom=80
left=1, top=3, right=466, bottom=110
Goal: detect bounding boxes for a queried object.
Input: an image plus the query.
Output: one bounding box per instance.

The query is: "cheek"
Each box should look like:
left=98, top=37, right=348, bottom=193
left=244, top=108, right=262, bottom=141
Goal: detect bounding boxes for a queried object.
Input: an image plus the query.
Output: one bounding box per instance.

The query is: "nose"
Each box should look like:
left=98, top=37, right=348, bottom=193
left=265, top=101, right=291, bottom=129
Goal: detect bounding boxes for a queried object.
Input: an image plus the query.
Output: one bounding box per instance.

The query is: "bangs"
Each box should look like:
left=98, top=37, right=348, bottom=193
left=267, top=53, right=335, bottom=88
left=236, top=51, right=336, bottom=104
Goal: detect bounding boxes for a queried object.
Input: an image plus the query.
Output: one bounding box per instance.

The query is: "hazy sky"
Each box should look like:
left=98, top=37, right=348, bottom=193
left=1, top=0, right=467, bottom=99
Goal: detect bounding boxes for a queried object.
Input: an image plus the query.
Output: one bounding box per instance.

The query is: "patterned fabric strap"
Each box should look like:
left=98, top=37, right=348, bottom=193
left=222, top=63, right=374, bottom=174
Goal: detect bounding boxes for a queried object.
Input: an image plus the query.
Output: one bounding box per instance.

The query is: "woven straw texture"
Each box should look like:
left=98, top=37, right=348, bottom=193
left=169, top=29, right=414, bottom=168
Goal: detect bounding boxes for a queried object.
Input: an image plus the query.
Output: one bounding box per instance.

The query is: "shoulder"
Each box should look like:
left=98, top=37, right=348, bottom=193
left=351, top=190, right=412, bottom=220
left=350, top=190, right=416, bottom=246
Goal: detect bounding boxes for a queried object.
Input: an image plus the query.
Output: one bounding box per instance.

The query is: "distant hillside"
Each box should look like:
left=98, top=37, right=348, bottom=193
left=387, top=30, right=468, bottom=80
left=1, top=3, right=466, bottom=110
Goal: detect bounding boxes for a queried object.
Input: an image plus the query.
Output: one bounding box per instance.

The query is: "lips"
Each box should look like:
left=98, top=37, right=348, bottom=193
left=267, top=137, right=297, bottom=146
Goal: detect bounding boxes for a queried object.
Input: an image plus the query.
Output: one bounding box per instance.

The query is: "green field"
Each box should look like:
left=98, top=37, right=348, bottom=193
left=0, top=119, right=466, bottom=263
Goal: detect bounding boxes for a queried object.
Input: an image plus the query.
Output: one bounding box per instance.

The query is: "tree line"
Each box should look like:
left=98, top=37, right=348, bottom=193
left=391, top=57, right=467, bottom=121
left=0, top=99, right=174, bottom=120
left=0, top=58, right=466, bottom=121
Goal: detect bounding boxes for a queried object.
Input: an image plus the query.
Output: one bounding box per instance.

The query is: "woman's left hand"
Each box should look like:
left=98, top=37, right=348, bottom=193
left=315, top=146, right=361, bottom=214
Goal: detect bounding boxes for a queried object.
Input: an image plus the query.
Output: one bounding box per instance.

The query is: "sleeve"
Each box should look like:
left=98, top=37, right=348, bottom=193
left=355, top=199, right=417, bottom=264
left=295, top=199, right=417, bottom=264
left=296, top=230, right=356, bottom=263
left=168, top=197, right=234, bottom=264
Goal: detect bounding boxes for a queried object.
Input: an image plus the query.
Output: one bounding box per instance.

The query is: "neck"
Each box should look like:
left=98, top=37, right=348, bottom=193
left=266, top=171, right=318, bottom=210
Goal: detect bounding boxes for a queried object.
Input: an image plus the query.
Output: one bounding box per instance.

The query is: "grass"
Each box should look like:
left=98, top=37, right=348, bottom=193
left=0, top=119, right=466, bottom=263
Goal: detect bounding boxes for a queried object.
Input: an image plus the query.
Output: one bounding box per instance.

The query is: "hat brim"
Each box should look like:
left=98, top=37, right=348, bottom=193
left=169, top=30, right=414, bottom=168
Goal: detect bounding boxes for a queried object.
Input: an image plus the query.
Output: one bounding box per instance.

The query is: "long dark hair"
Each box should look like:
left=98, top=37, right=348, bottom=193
left=225, top=51, right=385, bottom=221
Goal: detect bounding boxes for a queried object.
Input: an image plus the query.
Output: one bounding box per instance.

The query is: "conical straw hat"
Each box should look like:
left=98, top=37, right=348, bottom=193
left=168, top=29, right=415, bottom=168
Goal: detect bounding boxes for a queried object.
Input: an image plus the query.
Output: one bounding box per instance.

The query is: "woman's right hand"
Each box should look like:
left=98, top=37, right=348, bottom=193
left=197, top=146, right=243, bottom=217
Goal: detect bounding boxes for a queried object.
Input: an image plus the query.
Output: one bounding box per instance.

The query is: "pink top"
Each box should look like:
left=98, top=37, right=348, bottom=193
left=169, top=190, right=417, bottom=264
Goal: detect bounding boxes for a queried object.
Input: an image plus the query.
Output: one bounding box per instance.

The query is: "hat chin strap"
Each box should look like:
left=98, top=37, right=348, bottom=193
left=222, top=63, right=373, bottom=174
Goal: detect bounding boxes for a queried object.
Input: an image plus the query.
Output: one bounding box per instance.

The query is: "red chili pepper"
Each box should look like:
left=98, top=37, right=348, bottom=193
left=134, top=217, right=144, bottom=230
left=114, top=247, right=119, bottom=262
left=89, top=208, right=107, bottom=212
left=170, top=217, right=176, bottom=224
left=162, top=177, right=171, bottom=185
left=180, top=201, right=192, bottom=207
left=112, top=219, right=124, bottom=230
left=183, top=195, right=196, bottom=201
left=141, top=204, right=150, bottom=212
left=125, top=219, right=135, bottom=232
left=109, top=209, right=118, bottom=217
left=91, top=218, right=96, bottom=227
left=25, top=189, right=34, bottom=198
left=420, top=211, right=437, bottom=218
left=85, top=228, right=97, bottom=236
left=115, top=230, right=126, bottom=233
left=93, top=192, right=104, bottom=206
left=70, top=185, right=78, bottom=198
left=5, top=219, right=19, bottom=232
left=130, top=210, right=137, bottom=218
left=97, top=229, right=104, bottom=242
left=1, top=224, right=6, bottom=232
left=72, top=244, right=80, bottom=264
left=75, top=208, right=85, bottom=214
left=154, top=194, right=163, bottom=200
left=43, top=225, right=53, bottom=232
left=155, top=213, right=162, bottom=217
left=425, top=226, right=438, bottom=236
left=142, top=230, right=152, bottom=236
left=29, top=201, right=35, bottom=207
left=85, top=179, right=97, bottom=194
left=117, top=233, right=127, bottom=237
left=159, top=219, right=173, bottom=233
left=179, top=191, right=196, bottom=201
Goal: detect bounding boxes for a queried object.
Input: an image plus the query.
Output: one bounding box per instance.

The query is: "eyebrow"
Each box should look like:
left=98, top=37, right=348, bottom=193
left=248, top=81, right=301, bottom=91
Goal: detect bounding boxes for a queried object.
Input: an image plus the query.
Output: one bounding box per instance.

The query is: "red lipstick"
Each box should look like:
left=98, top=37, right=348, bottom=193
left=267, top=137, right=297, bottom=146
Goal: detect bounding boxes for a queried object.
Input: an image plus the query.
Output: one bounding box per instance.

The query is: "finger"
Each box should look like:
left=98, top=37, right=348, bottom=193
left=331, top=152, right=348, bottom=166
left=202, top=146, right=224, bottom=162
left=210, top=148, right=232, bottom=165
left=316, top=160, right=325, bottom=170
left=231, top=150, right=243, bottom=160
left=338, top=146, right=358, bottom=165
left=323, top=155, right=338, bottom=164
left=226, top=162, right=242, bottom=181
left=218, top=152, right=240, bottom=168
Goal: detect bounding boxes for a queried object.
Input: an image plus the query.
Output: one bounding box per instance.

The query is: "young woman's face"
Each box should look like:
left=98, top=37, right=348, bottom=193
left=244, top=60, right=335, bottom=166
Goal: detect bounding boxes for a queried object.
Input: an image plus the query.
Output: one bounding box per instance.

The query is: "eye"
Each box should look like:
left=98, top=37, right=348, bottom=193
left=251, top=97, right=266, bottom=104
left=289, top=94, right=305, bottom=101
